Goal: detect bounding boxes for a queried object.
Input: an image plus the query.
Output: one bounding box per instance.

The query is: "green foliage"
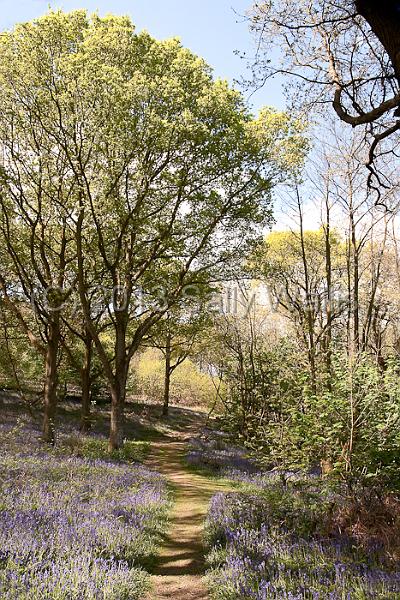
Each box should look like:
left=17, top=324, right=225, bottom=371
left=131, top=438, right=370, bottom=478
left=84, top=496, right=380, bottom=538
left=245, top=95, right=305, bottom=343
left=0, top=9, right=306, bottom=449
left=261, top=353, right=400, bottom=488
left=224, top=345, right=400, bottom=489
left=257, top=228, right=344, bottom=287
left=212, top=225, right=400, bottom=492
left=0, top=8, right=304, bottom=296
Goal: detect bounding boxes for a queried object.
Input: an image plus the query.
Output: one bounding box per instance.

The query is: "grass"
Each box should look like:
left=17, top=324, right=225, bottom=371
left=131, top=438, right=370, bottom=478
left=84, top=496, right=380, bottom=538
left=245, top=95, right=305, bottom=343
left=58, top=435, right=151, bottom=463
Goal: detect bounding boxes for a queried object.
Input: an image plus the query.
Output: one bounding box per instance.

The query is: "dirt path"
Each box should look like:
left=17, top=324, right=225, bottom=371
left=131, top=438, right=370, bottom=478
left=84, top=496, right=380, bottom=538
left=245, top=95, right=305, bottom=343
left=145, top=434, right=229, bottom=600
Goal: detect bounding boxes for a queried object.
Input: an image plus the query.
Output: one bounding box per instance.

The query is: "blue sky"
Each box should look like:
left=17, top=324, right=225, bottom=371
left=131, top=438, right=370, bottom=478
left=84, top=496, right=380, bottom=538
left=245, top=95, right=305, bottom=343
left=0, top=0, right=285, bottom=113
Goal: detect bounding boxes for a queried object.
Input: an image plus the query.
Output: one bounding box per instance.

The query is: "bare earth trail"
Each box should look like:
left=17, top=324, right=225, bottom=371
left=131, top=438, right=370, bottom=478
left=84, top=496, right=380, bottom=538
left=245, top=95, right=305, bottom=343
left=143, top=412, right=230, bottom=600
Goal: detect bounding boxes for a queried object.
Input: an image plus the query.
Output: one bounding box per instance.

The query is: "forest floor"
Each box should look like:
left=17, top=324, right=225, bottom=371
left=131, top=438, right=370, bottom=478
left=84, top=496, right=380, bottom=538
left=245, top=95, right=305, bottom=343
left=142, top=406, right=231, bottom=600
left=3, top=398, right=399, bottom=599
left=1, top=397, right=228, bottom=599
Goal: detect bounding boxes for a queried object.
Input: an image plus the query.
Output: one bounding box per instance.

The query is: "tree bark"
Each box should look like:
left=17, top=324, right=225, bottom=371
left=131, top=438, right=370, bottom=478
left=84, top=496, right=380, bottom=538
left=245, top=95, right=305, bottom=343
left=109, top=378, right=126, bottom=451
left=162, top=334, right=172, bottom=417
left=80, top=334, right=93, bottom=432
left=324, top=197, right=333, bottom=390
left=108, top=316, right=128, bottom=451
left=42, top=318, right=60, bottom=444
left=356, top=0, right=400, bottom=81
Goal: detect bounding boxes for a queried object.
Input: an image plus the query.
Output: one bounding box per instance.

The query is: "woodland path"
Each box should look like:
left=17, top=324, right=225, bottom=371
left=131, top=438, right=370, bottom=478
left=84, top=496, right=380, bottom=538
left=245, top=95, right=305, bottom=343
left=144, top=412, right=230, bottom=600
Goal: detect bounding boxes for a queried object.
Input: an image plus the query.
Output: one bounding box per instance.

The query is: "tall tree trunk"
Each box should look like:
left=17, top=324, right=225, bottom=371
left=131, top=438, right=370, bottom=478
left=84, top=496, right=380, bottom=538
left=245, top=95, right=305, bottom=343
left=42, top=319, right=60, bottom=444
left=109, top=377, right=126, bottom=451
left=346, top=239, right=352, bottom=354
left=324, top=196, right=333, bottom=391
left=76, top=207, right=132, bottom=452
left=108, top=317, right=128, bottom=451
left=350, top=212, right=360, bottom=353
left=162, top=334, right=172, bottom=417
left=371, top=306, right=386, bottom=372
left=297, top=189, right=317, bottom=395
left=362, top=217, right=387, bottom=353
left=80, top=333, right=93, bottom=432
left=356, top=0, right=400, bottom=82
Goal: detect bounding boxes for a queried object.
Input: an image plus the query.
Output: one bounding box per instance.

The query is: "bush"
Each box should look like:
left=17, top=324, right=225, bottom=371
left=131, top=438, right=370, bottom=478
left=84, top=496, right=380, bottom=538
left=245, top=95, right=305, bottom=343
left=221, top=343, right=400, bottom=491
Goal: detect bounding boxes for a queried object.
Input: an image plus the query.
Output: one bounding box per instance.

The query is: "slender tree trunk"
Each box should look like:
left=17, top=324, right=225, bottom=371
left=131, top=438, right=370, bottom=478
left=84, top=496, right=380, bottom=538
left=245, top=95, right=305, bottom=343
left=76, top=207, right=132, bottom=451
left=346, top=239, right=352, bottom=354
left=80, top=334, right=93, bottom=432
left=346, top=357, right=356, bottom=474
left=42, top=319, right=60, bottom=444
left=237, top=346, right=249, bottom=438
left=350, top=212, right=360, bottom=353
left=324, top=197, right=333, bottom=391
left=297, top=189, right=317, bottom=395
left=372, top=307, right=386, bottom=372
left=162, top=334, right=172, bottom=417
left=362, top=217, right=388, bottom=354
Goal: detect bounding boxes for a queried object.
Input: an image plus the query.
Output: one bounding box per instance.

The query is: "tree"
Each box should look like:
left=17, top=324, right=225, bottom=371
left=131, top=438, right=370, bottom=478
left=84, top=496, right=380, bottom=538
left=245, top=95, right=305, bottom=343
left=203, top=282, right=275, bottom=438
left=355, top=1, right=400, bottom=84
left=60, top=320, right=96, bottom=432
left=68, top=16, right=306, bottom=449
left=0, top=13, right=90, bottom=442
left=148, top=302, right=211, bottom=416
left=0, top=111, right=76, bottom=444
left=0, top=11, right=306, bottom=449
left=307, top=126, right=396, bottom=363
left=249, top=1, right=400, bottom=191
left=0, top=300, right=43, bottom=415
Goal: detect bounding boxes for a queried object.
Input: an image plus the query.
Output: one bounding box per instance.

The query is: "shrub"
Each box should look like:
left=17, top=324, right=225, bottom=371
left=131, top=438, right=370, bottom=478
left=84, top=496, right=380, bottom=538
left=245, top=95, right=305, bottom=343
left=221, top=344, right=400, bottom=491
